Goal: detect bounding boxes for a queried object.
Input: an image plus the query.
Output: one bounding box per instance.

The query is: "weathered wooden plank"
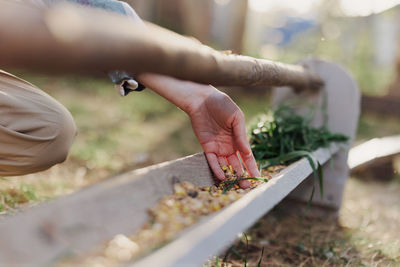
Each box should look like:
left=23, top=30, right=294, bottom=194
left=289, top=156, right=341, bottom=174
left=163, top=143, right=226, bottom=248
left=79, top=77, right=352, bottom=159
left=131, top=146, right=338, bottom=267
left=0, top=153, right=215, bottom=266
left=348, top=135, right=400, bottom=169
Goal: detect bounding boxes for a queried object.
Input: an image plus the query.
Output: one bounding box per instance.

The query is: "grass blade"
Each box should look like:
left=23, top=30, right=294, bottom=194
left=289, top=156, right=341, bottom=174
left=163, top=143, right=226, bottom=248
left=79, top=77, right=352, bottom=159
left=257, top=247, right=265, bottom=267
left=243, top=233, right=248, bottom=267
left=317, top=161, right=324, bottom=198
left=307, top=185, right=315, bottom=209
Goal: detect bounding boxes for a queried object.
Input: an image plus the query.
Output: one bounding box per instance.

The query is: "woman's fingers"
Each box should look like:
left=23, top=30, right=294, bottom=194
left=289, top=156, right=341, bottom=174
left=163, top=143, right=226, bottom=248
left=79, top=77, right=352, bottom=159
left=227, top=154, right=244, bottom=176
left=233, top=114, right=261, bottom=178
left=218, top=156, right=228, bottom=168
left=228, top=153, right=252, bottom=189
left=238, top=180, right=250, bottom=189
left=205, top=152, right=225, bottom=181
left=239, top=151, right=260, bottom=178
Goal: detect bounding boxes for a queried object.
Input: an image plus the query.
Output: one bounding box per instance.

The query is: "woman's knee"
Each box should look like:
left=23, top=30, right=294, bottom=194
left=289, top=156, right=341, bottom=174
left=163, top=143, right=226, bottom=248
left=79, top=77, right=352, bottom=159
left=52, top=105, right=77, bottom=163
left=0, top=73, right=77, bottom=176
left=29, top=104, right=77, bottom=172
left=0, top=106, right=77, bottom=176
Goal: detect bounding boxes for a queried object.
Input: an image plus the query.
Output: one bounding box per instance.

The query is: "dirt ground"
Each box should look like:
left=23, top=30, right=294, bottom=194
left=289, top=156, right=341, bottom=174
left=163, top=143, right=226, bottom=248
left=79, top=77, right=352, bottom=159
left=212, top=177, right=400, bottom=266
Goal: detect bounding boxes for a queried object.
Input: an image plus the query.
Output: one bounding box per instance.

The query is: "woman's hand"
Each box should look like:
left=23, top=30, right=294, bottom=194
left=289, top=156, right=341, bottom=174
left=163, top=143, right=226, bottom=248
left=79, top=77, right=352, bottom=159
left=138, top=74, right=260, bottom=187
left=186, top=88, right=260, bottom=188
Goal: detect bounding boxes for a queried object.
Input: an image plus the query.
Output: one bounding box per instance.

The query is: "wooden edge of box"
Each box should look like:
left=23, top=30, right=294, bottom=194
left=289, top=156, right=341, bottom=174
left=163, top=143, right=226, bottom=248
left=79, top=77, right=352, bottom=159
left=131, top=145, right=338, bottom=267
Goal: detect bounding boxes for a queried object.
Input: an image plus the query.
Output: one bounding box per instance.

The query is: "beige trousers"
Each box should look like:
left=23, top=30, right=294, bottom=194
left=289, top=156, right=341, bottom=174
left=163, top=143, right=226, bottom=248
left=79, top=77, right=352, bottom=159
left=0, top=70, right=76, bottom=176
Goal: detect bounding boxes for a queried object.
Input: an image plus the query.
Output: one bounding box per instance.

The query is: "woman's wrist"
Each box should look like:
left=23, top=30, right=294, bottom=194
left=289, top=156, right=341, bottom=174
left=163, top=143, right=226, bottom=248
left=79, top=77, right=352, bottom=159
left=137, top=73, right=216, bottom=115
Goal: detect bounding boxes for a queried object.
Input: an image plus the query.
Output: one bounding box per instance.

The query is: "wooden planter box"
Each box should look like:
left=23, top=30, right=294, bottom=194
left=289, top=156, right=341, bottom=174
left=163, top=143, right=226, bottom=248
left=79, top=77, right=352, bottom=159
left=0, top=146, right=338, bottom=266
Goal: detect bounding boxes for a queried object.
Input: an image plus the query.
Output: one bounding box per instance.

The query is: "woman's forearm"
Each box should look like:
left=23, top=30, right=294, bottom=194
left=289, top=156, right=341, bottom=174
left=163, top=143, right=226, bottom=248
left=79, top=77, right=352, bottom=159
left=137, top=73, right=215, bottom=115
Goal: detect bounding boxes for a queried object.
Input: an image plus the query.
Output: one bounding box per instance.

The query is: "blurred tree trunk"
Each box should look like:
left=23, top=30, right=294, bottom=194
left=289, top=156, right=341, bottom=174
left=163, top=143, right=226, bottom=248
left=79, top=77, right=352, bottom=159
left=155, top=0, right=184, bottom=32
left=154, top=0, right=212, bottom=44
left=119, top=0, right=248, bottom=52
left=228, top=0, right=248, bottom=53
left=211, top=0, right=248, bottom=53
left=387, top=40, right=400, bottom=98
left=180, top=0, right=213, bottom=44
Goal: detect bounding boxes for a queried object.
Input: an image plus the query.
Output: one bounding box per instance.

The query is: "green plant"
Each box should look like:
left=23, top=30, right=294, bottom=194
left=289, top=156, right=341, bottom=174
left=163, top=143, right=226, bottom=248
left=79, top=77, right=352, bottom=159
left=249, top=105, right=348, bottom=201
